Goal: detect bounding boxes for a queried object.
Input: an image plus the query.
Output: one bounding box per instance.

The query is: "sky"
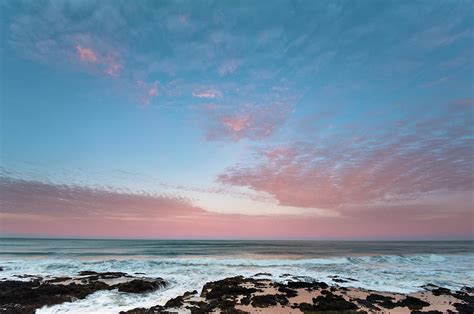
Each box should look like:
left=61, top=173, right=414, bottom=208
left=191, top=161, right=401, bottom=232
left=0, top=0, right=473, bottom=240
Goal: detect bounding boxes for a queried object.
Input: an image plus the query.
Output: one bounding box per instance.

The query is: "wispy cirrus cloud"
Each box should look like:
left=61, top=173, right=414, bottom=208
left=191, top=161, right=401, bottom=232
left=218, top=60, right=239, bottom=76
left=136, top=80, right=159, bottom=106
left=218, top=102, right=474, bottom=209
left=76, top=45, right=97, bottom=62
left=0, top=176, right=202, bottom=220
left=204, top=102, right=293, bottom=141
left=5, top=2, right=161, bottom=106
left=105, top=62, right=123, bottom=77
left=192, top=88, right=223, bottom=98
left=74, top=43, right=124, bottom=78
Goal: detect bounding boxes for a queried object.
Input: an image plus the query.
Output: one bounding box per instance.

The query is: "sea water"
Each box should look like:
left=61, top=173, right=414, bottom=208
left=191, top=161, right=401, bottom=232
left=0, top=238, right=472, bottom=313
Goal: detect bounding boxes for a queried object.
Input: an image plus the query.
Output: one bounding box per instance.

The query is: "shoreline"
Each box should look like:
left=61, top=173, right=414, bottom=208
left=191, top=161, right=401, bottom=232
left=0, top=271, right=472, bottom=313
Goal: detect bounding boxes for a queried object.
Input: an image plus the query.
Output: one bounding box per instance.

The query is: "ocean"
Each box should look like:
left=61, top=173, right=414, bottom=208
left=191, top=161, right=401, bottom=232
left=1, top=238, right=473, bottom=313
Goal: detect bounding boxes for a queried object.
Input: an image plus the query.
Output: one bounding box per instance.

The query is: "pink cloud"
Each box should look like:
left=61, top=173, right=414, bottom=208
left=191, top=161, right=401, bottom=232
left=105, top=62, right=123, bottom=77
left=221, top=114, right=251, bottom=132
left=75, top=43, right=124, bottom=78
left=192, top=88, right=223, bottom=98
left=148, top=85, right=158, bottom=97
left=0, top=177, right=201, bottom=220
left=205, top=103, right=292, bottom=141
left=219, top=105, right=474, bottom=209
left=76, top=45, right=97, bottom=62
left=1, top=176, right=471, bottom=239
left=136, top=80, right=159, bottom=106
left=264, top=147, right=296, bottom=161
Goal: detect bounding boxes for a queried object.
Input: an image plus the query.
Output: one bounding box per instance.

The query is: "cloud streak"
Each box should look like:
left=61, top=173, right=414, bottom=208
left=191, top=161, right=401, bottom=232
left=219, top=103, right=474, bottom=209
left=192, top=88, right=223, bottom=98
left=1, top=176, right=471, bottom=239
left=0, top=176, right=202, bottom=220
left=204, top=102, right=293, bottom=141
left=76, top=45, right=97, bottom=62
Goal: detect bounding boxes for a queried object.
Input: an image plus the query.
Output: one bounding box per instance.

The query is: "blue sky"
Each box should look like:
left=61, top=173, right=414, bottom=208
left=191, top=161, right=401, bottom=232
left=1, top=0, right=473, bottom=239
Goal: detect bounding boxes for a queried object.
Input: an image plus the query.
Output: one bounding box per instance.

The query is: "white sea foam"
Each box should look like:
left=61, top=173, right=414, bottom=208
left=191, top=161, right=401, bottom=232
left=0, top=253, right=472, bottom=313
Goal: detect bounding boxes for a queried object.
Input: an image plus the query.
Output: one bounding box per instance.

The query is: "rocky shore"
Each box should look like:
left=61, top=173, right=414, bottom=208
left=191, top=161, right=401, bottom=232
left=0, top=271, right=166, bottom=313
left=0, top=272, right=472, bottom=313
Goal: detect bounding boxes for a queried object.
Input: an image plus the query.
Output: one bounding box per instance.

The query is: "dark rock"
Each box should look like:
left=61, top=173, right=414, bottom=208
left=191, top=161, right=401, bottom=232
left=13, top=274, right=42, bottom=280
left=453, top=301, right=474, bottom=314
left=353, top=297, right=380, bottom=310
left=333, top=278, right=349, bottom=283
left=0, top=267, right=3, bottom=271
left=200, top=276, right=260, bottom=300
left=431, top=287, right=451, bottom=296
left=367, top=294, right=430, bottom=311
left=116, top=279, right=166, bottom=293
left=220, top=308, right=249, bottom=314
left=46, top=277, right=72, bottom=283
left=411, top=311, right=443, bottom=314
left=183, top=290, right=198, bottom=298
left=78, top=271, right=131, bottom=280
left=251, top=295, right=278, bottom=307
left=205, top=285, right=257, bottom=300
left=277, top=285, right=298, bottom=298
left=451, top=289, right=474, bottom=314
left=187, top=305, right=207, bottom=314
left=210, top=298, right=237, bottom=309
left=298, top=302, right=316, bottom=312
left=119, top=305, right=165, bottom=314
left=299, top=302, right=362, bottom=313
left=452, top=291, right=474, bottom=304
left=365, top=294, right=398, bottom=309
left=78, top=270, right=100, bottom=276
left=251, top=294, right=289, bottom=307
left=253, top=272, right=271, bottom=277
left=287, top=280, right=328, bottom=290
left=240, top=295, right=252, bottom=305
left=164, top=296, right=184, bottom=308
left=398, top=296, right=430, bottom=311
left=311, top=292, right=359, bottom=311
left=0, top=280, right=111, bottom=313
left=276, top=294, right=290, bottom=305
left=366, top=293, right=394, bottom=303
left=188, top=300, right=213, bottom=312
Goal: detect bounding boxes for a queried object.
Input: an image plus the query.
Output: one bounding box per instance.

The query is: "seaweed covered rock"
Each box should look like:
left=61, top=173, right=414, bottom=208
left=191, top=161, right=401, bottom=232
left=164, top=296, right=184, bottom=308
left=397, top=296, right=430, bottom=311
left=0, top=280, right=111, bottom=314
left=251, top=294, right=289, bottom=307
left=119, top=305, right=166, bottom=314
left=200, top=276, right=261, bottom=300
left=287, top=280, right=329, bottom=290
left=116, top=279, right=166, bottom=293
left=312, top=292, right=359, bottom=311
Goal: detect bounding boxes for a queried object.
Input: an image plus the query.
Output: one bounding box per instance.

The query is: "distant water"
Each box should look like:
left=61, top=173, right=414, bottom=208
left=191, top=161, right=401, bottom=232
left=1, top=238, right=473, bottom=313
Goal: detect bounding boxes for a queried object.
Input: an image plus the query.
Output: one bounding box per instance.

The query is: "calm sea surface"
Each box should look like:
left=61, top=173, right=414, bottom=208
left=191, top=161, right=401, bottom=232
left=1, top=238, right=473, bottom=313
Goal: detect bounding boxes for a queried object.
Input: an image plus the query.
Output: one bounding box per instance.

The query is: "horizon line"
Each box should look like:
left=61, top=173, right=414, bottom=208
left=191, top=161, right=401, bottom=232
left=1, top=235, right=473, bottom=242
